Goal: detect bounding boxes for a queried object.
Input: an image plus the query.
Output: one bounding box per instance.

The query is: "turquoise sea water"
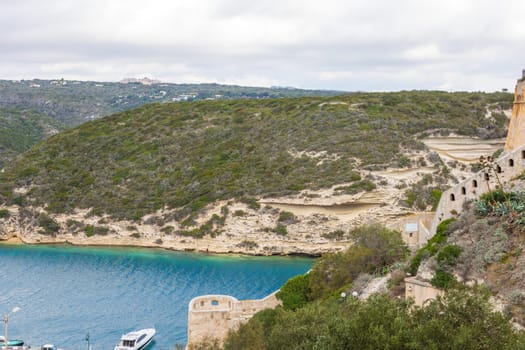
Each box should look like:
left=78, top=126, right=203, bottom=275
left=0, top=244, right=312, bottom=349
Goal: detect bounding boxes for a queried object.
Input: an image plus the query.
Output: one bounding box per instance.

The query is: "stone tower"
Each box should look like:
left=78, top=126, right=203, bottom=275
left=504, top=71, right=525, bottom=151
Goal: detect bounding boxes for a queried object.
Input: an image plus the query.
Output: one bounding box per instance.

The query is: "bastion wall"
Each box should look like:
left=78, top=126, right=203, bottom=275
left=187, top=292, right=281, bottom=347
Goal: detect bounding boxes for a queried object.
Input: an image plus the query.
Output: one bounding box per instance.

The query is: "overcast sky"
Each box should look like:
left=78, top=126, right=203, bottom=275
left=1, top=0, right=524, bottom=91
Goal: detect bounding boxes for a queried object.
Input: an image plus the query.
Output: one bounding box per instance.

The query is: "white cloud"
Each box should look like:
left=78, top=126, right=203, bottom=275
left=1, top=0, right=525, bottom=91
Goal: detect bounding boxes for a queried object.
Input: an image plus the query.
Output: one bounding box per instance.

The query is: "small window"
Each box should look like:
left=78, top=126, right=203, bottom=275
left=484, top=173, right=490, bottom=181
left=522, top=150, right=525, bottom=159
left=200, top=301, right=204, bottom=307
left=472, top=179, right=478, bottom=188
left=497, top=165, right=502, bottom=173
left=461, top=187, right=466, bottom=195
left=211, top=300, right=219, bottom=306
left=510, top=159, right=515, bottom=167
left=450, top=193, right=455, bottom=201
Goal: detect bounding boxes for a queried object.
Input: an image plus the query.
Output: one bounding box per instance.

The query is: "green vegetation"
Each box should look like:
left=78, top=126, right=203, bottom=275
left=84, top=224, right=110, bottom=237
left=216, top=283, right=524, bottom=350
left=0, top=108, right=64, bottom=168
left=321, top=229, right=347, bottom=241
left=0, top=79, right=341, bottom=127
left=0, top=91, right=512, bottom=222
left=409, top=218, right=456, bottom=275
left=334, top=179, right=376, bottom=195
left=277, top=211, right=297, bottom=224
left=431, top=269, right=457, bottom=288
left=475, top=190, right=525, bottom=228
left=37, top=213, right=60, bottom=235
left=436, top=244, right=462, bottom=266
left=308, top=224, right=406, bottom=299
left=276, top=274, right=311, bottom=311
left=272, top=224, right=288, bottom=236
left=239, top=197, right=261, bottom=210
left=0, top=209, right=9, bottom=218
left=191, top=219, right=525, bottom=349
left=236, top=240, right=259, bottom=249
left=404, top=173, right=446, bottom=210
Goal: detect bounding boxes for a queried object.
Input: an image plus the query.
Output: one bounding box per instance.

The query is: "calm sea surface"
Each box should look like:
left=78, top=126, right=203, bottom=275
left=0, top=244, right=312, bottom=349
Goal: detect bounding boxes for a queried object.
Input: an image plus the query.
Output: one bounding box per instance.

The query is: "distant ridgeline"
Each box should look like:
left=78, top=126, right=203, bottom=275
left=0, top=79, right=342, bottom=168
left=0, top=79, right=342, bottom=127
left=0, top=91, right=512, bottom=224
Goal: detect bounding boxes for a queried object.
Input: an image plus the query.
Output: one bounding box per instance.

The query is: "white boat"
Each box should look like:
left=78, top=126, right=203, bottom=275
left=41, top=344, right=64, bottom=350
left=114, top=328, right=156, bottom=350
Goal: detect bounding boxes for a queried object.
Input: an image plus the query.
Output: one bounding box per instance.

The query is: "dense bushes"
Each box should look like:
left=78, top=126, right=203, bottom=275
left=409, top=218, right=456, bottom=276
left=308, top=224, right=407, bottom=299
left=37, top=213, right=60, bottom=235
left=215, top=287, right=525, bottom=350
left=0, top=91, right=512, bottom=221
left=276, top=274, right=311, bottom=311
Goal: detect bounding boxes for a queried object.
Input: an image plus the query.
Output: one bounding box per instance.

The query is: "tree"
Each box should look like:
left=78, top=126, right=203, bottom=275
left=276, top=274, right=311, bottom=310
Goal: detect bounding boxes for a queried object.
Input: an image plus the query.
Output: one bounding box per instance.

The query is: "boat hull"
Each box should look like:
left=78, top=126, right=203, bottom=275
left=114, top=328, right=155, bottom=350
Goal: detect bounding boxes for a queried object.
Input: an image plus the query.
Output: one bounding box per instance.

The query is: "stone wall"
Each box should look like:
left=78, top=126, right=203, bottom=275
left=187, top=292, right=281, bottom=348
left=429, top=143, right=525, bottom=235
left=405, top=277, right=443, bottom=307
left=429, top=75, right=525, bottom=237
left=505, top=79, right=525, bottom=151
left=392, top=213, right=434, bottom=249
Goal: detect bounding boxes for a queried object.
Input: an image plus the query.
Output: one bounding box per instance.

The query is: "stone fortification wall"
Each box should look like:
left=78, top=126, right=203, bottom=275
left=187, top=292, right=281, bottom=347
left=405, top=277, right=443, bottom=306
left=505, top=79, right=525, bottom=151
left=430, top=143, right=525, bottom=235
left=430, top=74, right=525, bottom=236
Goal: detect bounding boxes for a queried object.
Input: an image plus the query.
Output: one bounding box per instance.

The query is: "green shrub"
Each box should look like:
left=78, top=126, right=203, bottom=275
left=160, top=226, right=174, bottom=234
left=240, top=197, right=261, bottom=210
left=408, top=218, right=456, bottom=275
left=321, top=230, right=347, bottom=241
left=276, top=274, right=311, bottom=310
left=310, top=224, right=407, bottom=299
left=431, top=269, right=457, bottom=288
left=84, top=225, right=95, bottom=237
left=38, top=213, right=60, bottom=235
left=236, top=240, right=259, bottom=249
left=0, top=92, right=512, bottom=222
left=233, top=210, right=246, bottom=217
left=278, top=211, right=297, bottom=224
left=436, top=244, right=462, bottom=266
left=273, top=224, right=288, bottom=236
left=0, top=209, right=10, bottom=219
left=334, top=180, right=376, bottom=195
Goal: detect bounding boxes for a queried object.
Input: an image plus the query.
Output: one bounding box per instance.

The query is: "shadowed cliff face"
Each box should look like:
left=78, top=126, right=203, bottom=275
left=505, top=80, right=525, bottom=151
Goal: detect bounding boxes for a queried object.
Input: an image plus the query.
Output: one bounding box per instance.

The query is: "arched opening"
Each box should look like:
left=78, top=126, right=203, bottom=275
left=211, top=300, right=219, bottom=306
left=461, top=187, right=466, bottom=195
left=450, top=193, right=455, bottom=201
left=473, top=179, right=478, bottom=188
left=484, top=173, right=490, bottom=181
left=497, top=165, right=502, bottom=173
left=509, top=159, right=515, bottom=167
